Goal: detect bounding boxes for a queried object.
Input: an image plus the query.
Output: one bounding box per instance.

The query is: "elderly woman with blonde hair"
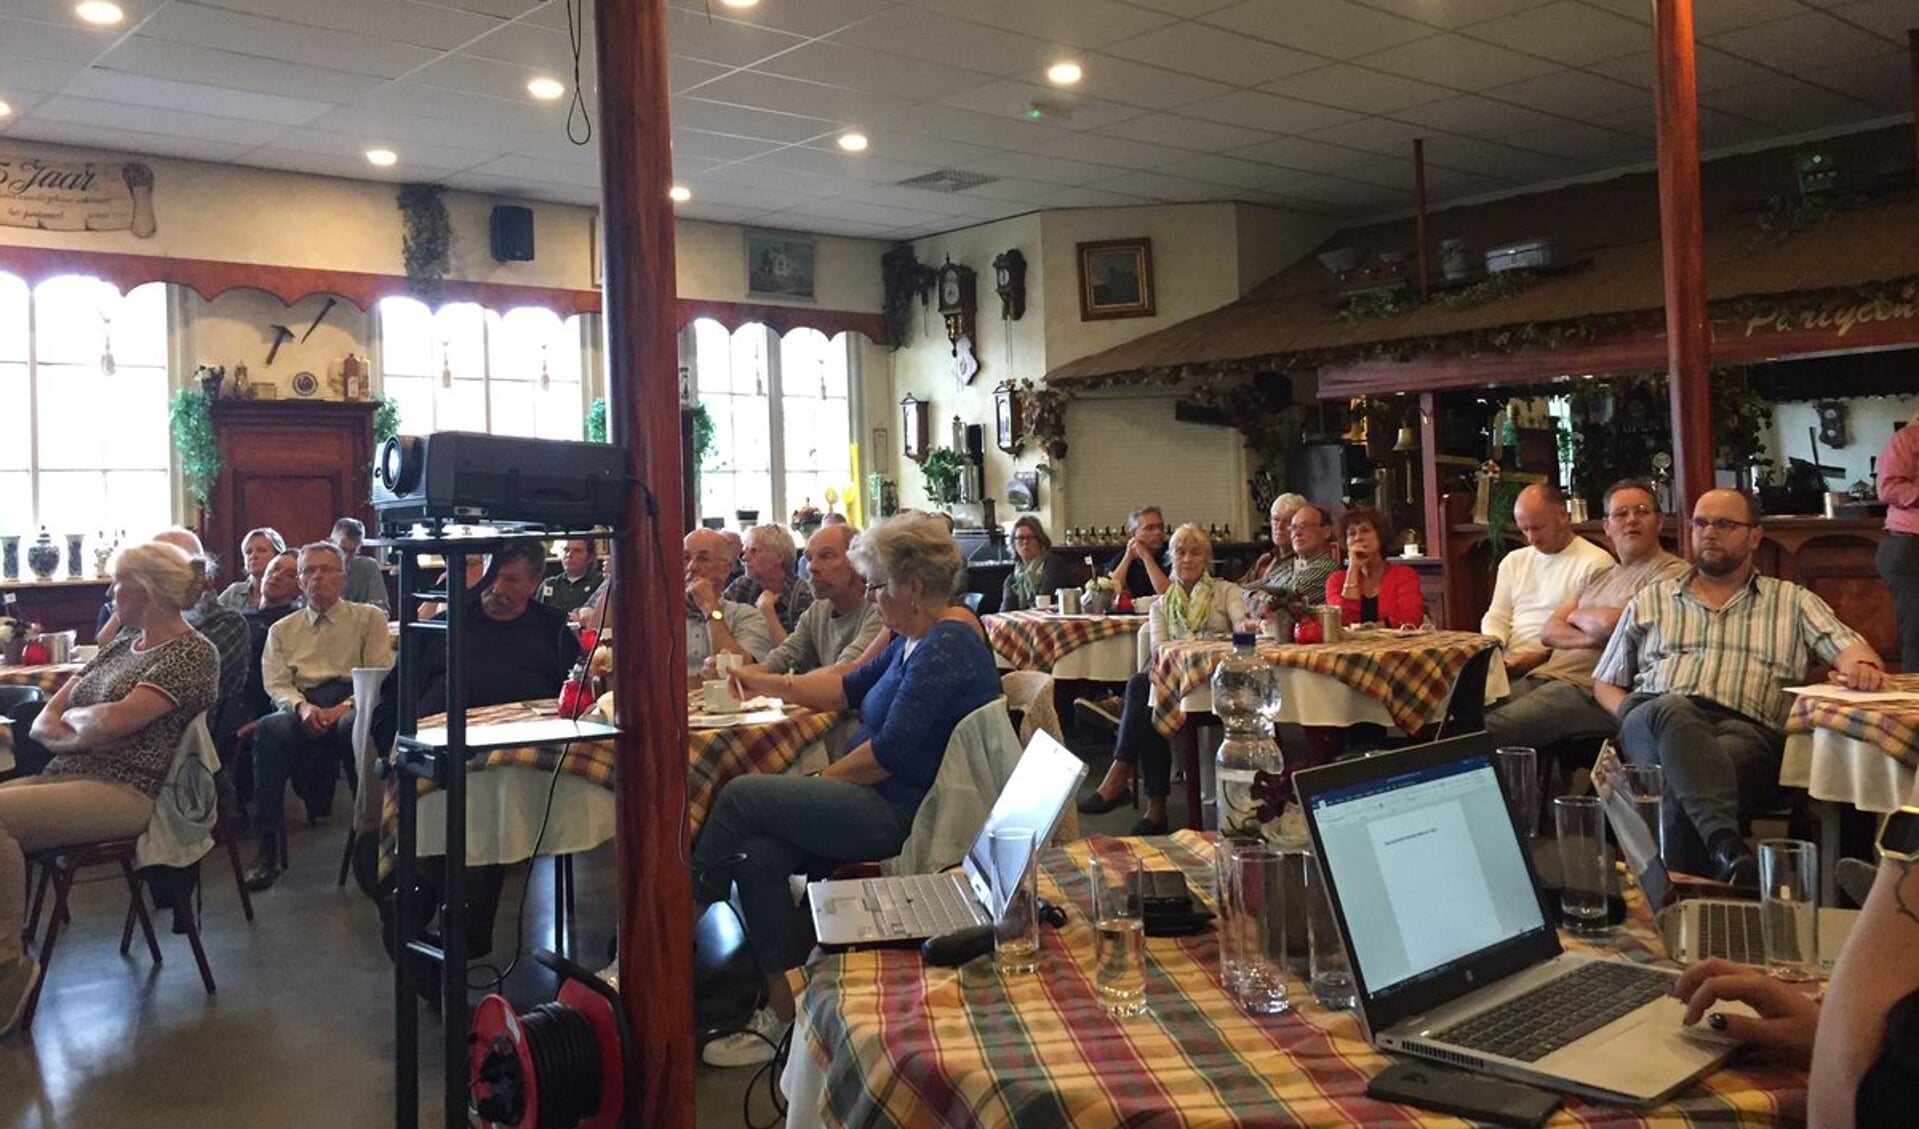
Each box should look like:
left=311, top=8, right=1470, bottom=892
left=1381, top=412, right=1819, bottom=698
left=726, top=523, right=812, bottom=645
left=1079, top=523, right=1247, bottom=835
left=698, top=513, right=1001, bottom=1067
left=1, top=542, right=219, bottom=1035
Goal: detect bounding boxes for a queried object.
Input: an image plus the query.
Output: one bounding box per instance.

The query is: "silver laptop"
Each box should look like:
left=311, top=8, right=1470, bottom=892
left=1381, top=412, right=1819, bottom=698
left=1593, top=744, right=1858, bottom=968
left=1296, top=734, right=1741, bottom=1108
left=808, top=730, right=1085, bottom=947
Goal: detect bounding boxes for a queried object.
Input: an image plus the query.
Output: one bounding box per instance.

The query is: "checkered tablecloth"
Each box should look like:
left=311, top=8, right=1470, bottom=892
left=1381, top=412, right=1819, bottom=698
left=0, top=662, right=83, bottom=694
left=1785, top=673, right=1919, bottom=770
left=1150, top=631, right=1499, bottom=736
left=787, top=830, right=1802, bottom=1129
left=984, top=611, right=1147, bottom=673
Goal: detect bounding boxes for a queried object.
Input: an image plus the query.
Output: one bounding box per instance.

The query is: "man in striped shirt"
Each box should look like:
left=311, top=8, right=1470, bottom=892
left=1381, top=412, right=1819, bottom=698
left=1593, top=489, right=1886, bottom=888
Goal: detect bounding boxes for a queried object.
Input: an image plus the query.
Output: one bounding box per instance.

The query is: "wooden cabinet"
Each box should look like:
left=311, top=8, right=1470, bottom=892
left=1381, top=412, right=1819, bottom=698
left=202, top=400, right=375, bottom=568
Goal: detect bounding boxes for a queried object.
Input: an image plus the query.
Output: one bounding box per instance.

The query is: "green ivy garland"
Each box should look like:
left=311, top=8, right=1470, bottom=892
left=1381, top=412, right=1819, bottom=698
left=169, top=388, right=222, bottom=512
left=1336, top=288, right=1415, bottom=322
left=880, top=243, right=933, bottom=350
left=372, top=393, right=400, bottom=446
left=1437, top=270, right=1540, bottom=310
left=690, top=402, right=716, bottom=465
left=397, top=183, right=451, bottom=297
left=920, top=447, right=965, bottom=506
left=585, top=396, right=608, bottom=443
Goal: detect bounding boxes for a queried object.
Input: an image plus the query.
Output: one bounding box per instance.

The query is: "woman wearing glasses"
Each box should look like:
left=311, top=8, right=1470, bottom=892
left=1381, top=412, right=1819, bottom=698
left=999, top=515, right=1065, bottom=612
left=1326, top=506, right=1426, bottom=627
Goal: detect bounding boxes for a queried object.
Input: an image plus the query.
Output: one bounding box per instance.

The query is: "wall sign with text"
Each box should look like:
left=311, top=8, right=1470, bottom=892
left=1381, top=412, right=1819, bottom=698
left=0, top=154, right=157, bottom=238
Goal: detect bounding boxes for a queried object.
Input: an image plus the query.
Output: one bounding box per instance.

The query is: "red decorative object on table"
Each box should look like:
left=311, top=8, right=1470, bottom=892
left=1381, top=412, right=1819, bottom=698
left=1292, top=617, right=1322, bottom=645
left=20, top=640, right=49, bottom=665
left=1114, top=591, right=1134, bottom=614
left=557, top=678, right=593, bottom=719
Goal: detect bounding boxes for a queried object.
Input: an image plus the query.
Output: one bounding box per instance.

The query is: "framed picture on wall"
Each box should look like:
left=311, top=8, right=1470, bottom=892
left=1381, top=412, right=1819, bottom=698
left=746, top=230, right=817, bottom=300
left=994, top=382, right=1020, bottom=453
left=901, top=394, right=929, bottom=464
left=1077, top=237, right=1155, bottom=321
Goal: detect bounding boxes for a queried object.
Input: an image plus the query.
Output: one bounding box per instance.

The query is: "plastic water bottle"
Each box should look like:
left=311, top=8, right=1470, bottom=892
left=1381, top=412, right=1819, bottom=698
left=1213, top=633, right=1280, bottom=840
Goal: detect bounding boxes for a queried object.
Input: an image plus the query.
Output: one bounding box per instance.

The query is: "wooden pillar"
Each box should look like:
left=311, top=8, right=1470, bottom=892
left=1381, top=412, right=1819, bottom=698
left=1909, top=30, right=1919, bottom=173
left=594, top=2, right=695, bottom=1126
left=1412, top=139, right=1430, bottom=302
left=1653, top=0, right=1712, bottom=546
left=1418, top=392, right=1441, bottom=559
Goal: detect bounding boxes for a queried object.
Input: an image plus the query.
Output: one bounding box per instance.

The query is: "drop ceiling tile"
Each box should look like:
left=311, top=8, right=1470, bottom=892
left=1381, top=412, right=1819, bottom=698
left=1103, top=22, right=1321, bottom=86
left=1417, top=135, right=1580, bottom=180
left=1798, top=51, right=1910, bottom=110
left=1338, top=158, right=1421, bottom=190
left=1302, top=114, right=1432, bottom=159
left=886, top=102, right=1073, bottom=150
left=708, top=160, right=854, bottom=199
left=1696, top=109, right=1783, bottom=150
left=265, top=129, right=498, bottom=172
left=753, top=43, right=996, bottom=102
left=831, top=10, right=1064, bottom=79
left=972, top=149, right=1130, bottom=187
left=1692, top=0, right=1808, bottom=36
left=1707, top=11, right=1892, bottom=72
left=664, top=6, right=809, bottom=68
left=96, top=37, right=373, bottom=102
left=1090, top=169, right=1226, bottom=202
left=1044, top=131, right=1189, bottom=169
left=907, top=0, right=1178, bottom=49
left=0, top=15, right=116, bottom=63
left=1261, top=64, right=1453, bottom=115
left=1177, top=90, right=1363, bottom=134
left=437, top=0, right=541, bottom=20
left=781, top=196, right=952, bottom=227
left=1263, top=173, right=1399, bottom=209
left=1110, top=0, right=1239, bottom=16
left=1171, top=153, right=1299, bottom=189
left=1066, top=54, right=1231, bottom=110
left=1462, top=1, right=1647, bottom=67
left=1830, top=0, right=1919, bottom=42
left=62, top=68, right=336, bottom=126
left=941, top=80, right=1144, bottom=132
left=1503, top=121, right=1652, bottom=165
left=384, top=55, right=550, bottom=103
left=1702, top=78, right=1871, bottom=134
left=237, top=145, right=456, bottom=183
left=191, top=0, right=503, bottom=51
left=1586, top=45, right=1774, bottom=94
left=795, top=128, right=1003, bottom=171
left=1204, top=0, right=1438, bottom=59
left=464, top=153, right=603, bottom=187
left=1482, top=69, right=1645, bottom=119
left=459, top=22, right=593, bottom=74
left=1419, top=166, right=1506, bottom=198
left=0, top=50, right=84, bottom=93
left=755, top=212, right=904, bottom=238
left=138, top=3, right=441, bottom=80
left=1390, top=95, right=1564, bottom=140
left=671, top=180, right=817, bottom=213
left=950, top=175, right=1056, bottom=202
left=686, top=71, right=892, bottom=128
left=671, top=129, right=785, bottom=162
left=672, top=200, right=781, bottom=226
left=1025, top=184, right=1154, bottom=208
left=673, top=0, right=894, bottom=39
left=0, top=89, right=46, bottom=118
left=671, top=57, right=733, bottom=94
left=748, top=145, right=936, bottom=186
left=833, top=184, right=998, bottom=218
left=34, top=95, right=292, bottom=147
left=308, top=103, right=542, bottom=153
left=671, top=97, right=846, bottom=143
left=1095, top=113, right=1272, bottom=153
left=1349, top=0, right=1542, bottom=29
left=350, top=82, right=555, bottom=135
left=1233, top=134, right=1379, bottom=174
left=4, top=118, right=257, bottom=163
left=1355, top=34, right=1560, bottom=89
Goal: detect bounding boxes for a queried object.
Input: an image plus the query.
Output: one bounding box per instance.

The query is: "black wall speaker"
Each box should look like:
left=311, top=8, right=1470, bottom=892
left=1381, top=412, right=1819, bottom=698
left=490, top=205, right=535, bottom=262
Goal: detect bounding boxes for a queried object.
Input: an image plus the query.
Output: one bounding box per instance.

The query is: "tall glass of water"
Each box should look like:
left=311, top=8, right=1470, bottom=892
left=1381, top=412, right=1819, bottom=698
left=1759, top=839, right=1821, bottom=982
left=990, top=826, right=1040, bottom=977
left=1229, top=844, right=1291, bottom=1015
left=1305, top=852, right=1355, bottom=1011
left=1494, top=747, right=1539, bottom=838
left=1554, top=796, right=1611, bottom=935
left=1213, top=838, right=1247, bottom=994
left=1089, top=851, right=1148, bottom=1017
left=1619, top=762, right=1666, bottom=861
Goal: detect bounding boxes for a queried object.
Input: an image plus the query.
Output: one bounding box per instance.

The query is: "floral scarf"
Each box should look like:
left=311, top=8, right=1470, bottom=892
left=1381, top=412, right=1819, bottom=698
left=1161, top=575, right=1216, bottom=639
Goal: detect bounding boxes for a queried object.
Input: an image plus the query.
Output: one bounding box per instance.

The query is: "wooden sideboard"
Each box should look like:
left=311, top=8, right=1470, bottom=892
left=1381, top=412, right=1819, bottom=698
left=2, top=578, right=110, bottom=643
left=202, top=400, right=376, bottom=569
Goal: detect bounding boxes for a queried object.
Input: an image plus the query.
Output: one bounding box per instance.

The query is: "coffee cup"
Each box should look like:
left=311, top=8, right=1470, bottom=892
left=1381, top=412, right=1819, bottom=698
left=703, top=679, right=742, bottom=714
left=1034, top=593, right=1054, bottom=612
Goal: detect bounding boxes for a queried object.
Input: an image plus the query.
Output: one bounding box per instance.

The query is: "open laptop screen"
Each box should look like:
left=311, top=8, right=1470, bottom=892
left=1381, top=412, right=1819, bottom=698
left=960, top=732, right=1086, bottom=916
left=1309, top=752, right=1549, bottom=999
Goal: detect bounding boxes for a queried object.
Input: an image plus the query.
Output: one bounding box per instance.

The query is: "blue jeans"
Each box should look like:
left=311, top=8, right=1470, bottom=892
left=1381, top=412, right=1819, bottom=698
left=691, top=775, right=914, bottom=975
left=1108, top=672, right=1170, bottom=798
left=1616, top=692, right=1782, bottom=874
left=1483, top=677, right=1618, bottom=751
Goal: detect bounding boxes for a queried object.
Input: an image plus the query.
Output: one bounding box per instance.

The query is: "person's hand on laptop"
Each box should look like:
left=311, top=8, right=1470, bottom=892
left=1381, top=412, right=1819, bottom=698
left=1673, top=958, right=1818, bottom=1066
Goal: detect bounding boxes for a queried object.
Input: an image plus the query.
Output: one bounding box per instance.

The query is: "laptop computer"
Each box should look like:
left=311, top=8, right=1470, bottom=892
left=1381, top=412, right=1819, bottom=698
left=1295, top=734, right=1741, bottom=1108
left=1592, top=743, right=1858, bottom=968
left=808, top=730, right=1086, bottom=947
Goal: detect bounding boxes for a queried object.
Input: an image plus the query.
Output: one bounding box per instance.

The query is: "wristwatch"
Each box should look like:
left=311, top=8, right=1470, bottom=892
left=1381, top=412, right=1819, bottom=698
left=1876, top=806, right=1919, bottom=862
left=708, top=607, right=724, bottom=622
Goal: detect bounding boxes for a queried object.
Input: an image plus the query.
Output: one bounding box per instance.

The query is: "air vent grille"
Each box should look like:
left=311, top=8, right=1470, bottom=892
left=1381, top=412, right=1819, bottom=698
left=896, top=168, right=998, bottom=194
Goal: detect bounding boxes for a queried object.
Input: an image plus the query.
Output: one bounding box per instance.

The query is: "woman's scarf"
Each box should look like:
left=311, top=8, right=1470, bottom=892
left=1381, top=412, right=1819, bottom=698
left=1010, top=557, right=1045, bottom=608
left=1161, top=574, right=1216, bottom=638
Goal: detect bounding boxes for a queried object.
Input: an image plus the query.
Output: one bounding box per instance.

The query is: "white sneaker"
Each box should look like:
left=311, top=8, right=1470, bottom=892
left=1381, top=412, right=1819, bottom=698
left=0, top=957, right=43, bottom=1038
left=701, top=1006, right=791, bottom=1068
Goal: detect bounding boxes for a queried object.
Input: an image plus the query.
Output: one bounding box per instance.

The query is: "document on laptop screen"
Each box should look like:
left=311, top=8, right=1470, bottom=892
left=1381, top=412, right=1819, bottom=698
left=1313, top=757, right=1546, bottom=994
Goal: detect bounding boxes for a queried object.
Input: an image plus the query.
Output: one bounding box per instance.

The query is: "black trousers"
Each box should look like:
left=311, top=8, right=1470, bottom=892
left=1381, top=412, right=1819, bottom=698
left=251, top=680, right=357, bottom=836
left=1878, top=532, right=1919, bottom=671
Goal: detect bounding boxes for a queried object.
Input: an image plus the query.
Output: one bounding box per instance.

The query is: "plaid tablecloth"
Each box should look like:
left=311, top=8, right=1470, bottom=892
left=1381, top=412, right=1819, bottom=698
left=788, top=831, right=1802, bottom=1129
left=0, top=662, right=83, bottom=693
left=1151, top=631, right=1499, bottom=736
left=1784, top=673, right=1919, bottom=770
left=984, top=611, right=1147, bottom=673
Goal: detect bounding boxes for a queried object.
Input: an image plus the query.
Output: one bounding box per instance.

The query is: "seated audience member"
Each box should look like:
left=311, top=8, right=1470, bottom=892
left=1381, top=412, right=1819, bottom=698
left=1485, top=480, right=1686, bottom=752
left=417, top=554, right=486, bottom=621
left=1674, top=782, right=1919, bottom=1125
left=575, top=575, right=610, bottom=631
left=686, top=528, right=771, bottom=678
left=1481, top=484, right=1616, bottom=681
left=704, top=514, right=1000, bottom=1066
left=246, top=542, right=394, bottom=890
left=726, top=524, right=812, bottom=644
left=720, top=529, right=746, bottom=586
left=1325, top=507, right=1425, bottom=627
left=331, top=518, right=391, bottom=615
left=1000, top=516, right=1066, bottom=612
left=746, top=524, right=880, bottom=677
left=217, top=526, right=287, bottom=611
left=185, top=556, right=251, bottom=754
left=1106, top=505, right=1171, bottom=598
left=1078, top=524, right=1248, bottom=836
left=1238, top=493, right=1308, bottom=585
left=536, top=538, right=602, bottom=617
left=1877, top=406, right=1919, bottom=670
left=97, top=526, right=207, bottom=645
left=1246, top=502, right=1339, bottom=616
left=239, top=551, right=304, bottom=718
left=3, top=542, right=219, bottom=1035
left=1592, top=489, right=1884, bottom=886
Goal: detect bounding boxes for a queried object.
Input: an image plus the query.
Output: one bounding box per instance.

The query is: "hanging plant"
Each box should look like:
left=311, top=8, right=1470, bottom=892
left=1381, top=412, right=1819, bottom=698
left=690, top=402, right=716, bottom=466
left=372, top=392, right=401, bottom=447
left=585, top=396, right=608, bottom=443
left=1336, top=288, right=1415, bottom=323
left=1710, top=367, right=1774, bottom=473
left=1018, top=379, right=1071, bottom=461
left=1438, top=270, right=1540, bottom=310
left=169, top=388, right=222, bottom=513
left=397, top=183, right=452, bottom=298
left=880, top=243, right=935, bottom=350
left=920, top=446, right=965, bottom=506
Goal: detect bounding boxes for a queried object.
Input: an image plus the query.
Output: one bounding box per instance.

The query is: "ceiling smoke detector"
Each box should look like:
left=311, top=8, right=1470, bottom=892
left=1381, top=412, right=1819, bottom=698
left=896, top=168, right=999, bottom=194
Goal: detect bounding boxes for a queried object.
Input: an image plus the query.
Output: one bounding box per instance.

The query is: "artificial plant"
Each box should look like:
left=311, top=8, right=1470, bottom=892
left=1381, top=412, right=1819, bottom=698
left=919, top=446, right=964, bottom=506
left=585, top=396, right=608, bottom=443
left=372, top=393, right=401, bottom=447
left=397, top=183, right=452, bottom=296
left=169, top=388, right=222, bottom=512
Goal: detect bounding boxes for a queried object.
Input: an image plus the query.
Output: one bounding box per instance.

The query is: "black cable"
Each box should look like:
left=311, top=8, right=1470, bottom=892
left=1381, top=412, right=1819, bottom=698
left=741, top=1021, right=793, bottom=1129
left=521, top=1002, right=602, bottom=1127
left=564, top=0, right=592, bottom=147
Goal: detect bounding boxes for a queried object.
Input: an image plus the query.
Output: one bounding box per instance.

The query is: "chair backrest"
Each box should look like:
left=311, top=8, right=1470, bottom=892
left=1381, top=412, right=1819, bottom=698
left=135, top=712, right=222, bottom=871
left=960, top=591, right=985, bottom=613
left=0, top=684, right=45, bottom=715
left=884, top=696, right=1023, bottom=877
left=996, top=672, right=1081, bottom=842
left=1435, top=645, right=1497, bottom=740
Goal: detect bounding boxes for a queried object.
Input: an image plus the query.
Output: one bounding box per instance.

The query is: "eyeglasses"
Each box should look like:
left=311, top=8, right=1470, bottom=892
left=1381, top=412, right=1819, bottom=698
left=1287, top=521, right=1323, bottom=532
left=863, top=579, right=892, bottom=594
left=1606, top=504, right=1657, bottom=521
left=1690, top=517, right=1759, bottom=534
left=297, top=564, right=342, bottom=577
left=1011, top=533, right=1039, bottom=543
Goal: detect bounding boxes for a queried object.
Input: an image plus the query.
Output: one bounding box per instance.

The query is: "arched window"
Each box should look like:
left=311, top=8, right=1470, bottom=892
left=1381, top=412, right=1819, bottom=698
left=376, top=297, right=587, bottom=439
left=0, top=273, right=170, bottom=537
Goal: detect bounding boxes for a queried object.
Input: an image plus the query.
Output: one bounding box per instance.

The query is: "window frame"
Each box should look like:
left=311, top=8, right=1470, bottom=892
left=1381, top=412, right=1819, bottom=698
left=371, top=297, right=593, bottom=440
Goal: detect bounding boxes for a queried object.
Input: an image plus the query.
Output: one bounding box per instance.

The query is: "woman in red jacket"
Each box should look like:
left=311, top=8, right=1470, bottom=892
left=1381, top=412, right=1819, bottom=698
left=1325, top=506, right=1425, bottom=627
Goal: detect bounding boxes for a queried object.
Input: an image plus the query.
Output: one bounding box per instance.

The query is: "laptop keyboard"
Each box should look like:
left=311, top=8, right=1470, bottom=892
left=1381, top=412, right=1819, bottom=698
left=1433, top=961, right=1673, bottom=1063
left=861, top=874, right=988, bottom=937
left=1698, top=901, right=1765, bottom=965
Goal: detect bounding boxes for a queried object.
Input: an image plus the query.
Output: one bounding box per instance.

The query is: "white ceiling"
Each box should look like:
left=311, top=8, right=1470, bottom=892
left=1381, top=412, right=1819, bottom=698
left=0, top=0, right=1910, bottom=240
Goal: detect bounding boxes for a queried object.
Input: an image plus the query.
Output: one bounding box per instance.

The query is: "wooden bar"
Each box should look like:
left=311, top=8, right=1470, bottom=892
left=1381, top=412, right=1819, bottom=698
left=1910, top=30, right=1919, bottom=173
left=1418, top=391, right=1442, bottom=566
left=1652, top=0, right=1713, bottom=544
left=1413, top=138, right=1429, bottom=302
left=595, top=0, right=697, bottom=1125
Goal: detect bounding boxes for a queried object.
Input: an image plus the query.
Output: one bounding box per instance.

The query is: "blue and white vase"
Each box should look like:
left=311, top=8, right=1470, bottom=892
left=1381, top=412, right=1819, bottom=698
left=1, top=535, right=17, bottom=581
left=26, top=528, right=59, bottom=581
left=65, top=533, right=85, bottom=579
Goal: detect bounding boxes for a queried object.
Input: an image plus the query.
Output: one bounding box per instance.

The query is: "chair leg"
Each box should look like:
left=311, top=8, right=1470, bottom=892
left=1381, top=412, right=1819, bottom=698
left=174, top=884, right=217, bottom=995
left=25, top=860, right=52, bottom=945
left=337, top=828, right=356, bottom=889
left=223, top=828, right=256, bottom=923
left=552, top=855, right=576, bottom=960
left=22, top=859, right=79, bottom=1031
left=121, top=859, right=164, bottom=965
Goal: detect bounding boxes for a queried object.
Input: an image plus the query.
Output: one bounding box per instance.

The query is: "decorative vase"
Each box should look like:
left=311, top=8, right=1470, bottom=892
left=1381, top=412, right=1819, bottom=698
left=1081, top=590, right=1113, bottom=616
left=1, top=535, right=17, bottom=581
left=26, top=528, right=59, bottom=581
left=65, top=533, right=85, bottom=579
left=93, top=541, right=113, bottom=578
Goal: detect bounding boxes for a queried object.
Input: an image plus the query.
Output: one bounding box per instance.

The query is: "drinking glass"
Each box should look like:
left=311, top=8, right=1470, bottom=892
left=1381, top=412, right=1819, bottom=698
left=990, top=827, right=1040, bottom=977
left=1228, top=844, right=1291, bottom=1015
left=1554, top=796, right=1611, bottom=935
left=1759, top=839, right=1821, bottom=983
left=1213, top=838, right=1247, bottom=994
left=1089, top=851, right=1148, bottom=1017
left=1494, top=746, right=1539, bottom=838
left=1304, top=852, right=1355, bottom=1011
left=1618, top=762, right=1666, bottom=861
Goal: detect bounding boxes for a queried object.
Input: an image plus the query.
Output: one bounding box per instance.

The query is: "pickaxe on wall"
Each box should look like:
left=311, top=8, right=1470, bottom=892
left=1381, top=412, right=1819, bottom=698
left=301, top=297, right=337, bottom=342
left=265, top=324, right=295, bottom=366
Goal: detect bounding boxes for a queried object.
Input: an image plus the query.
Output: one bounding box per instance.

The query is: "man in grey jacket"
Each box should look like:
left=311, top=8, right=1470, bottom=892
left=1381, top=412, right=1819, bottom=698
left=754, top=524, right=881, bottom=679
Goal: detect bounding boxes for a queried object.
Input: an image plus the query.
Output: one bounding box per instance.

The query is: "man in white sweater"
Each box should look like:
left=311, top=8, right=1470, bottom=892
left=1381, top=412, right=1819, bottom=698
left=1480, top=483, right=1615, bottom=685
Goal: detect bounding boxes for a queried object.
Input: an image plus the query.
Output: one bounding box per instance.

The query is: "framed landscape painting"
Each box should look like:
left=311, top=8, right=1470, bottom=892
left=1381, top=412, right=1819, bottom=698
left=746, top=230, right=817, bottom=300
left=1077, top=237, right=1155, bottom=320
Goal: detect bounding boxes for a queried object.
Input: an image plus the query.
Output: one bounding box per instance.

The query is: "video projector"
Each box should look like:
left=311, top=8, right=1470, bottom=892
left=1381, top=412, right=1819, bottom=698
left=372, top=432, right=629, bottom=528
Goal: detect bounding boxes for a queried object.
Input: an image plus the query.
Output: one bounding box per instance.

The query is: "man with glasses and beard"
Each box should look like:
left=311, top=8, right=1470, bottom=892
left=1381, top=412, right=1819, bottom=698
left=1593, top=489, right=1885, bottom=888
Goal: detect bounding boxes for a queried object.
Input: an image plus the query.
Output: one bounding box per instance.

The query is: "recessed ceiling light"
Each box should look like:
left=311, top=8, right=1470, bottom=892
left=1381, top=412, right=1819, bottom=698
left=527, top=76, right=565, bottom=101
left=669, top=185, right=691, bottom=203
left=74, top=1, right=123, bottom=26
left=719, top=0, right=759, bottom=8
left=1046, top=62, right=1083, bottom=86
left=0, top=101, right=11, bottom=119
left=365, top=148, right=398, bottom=167
left=837, top=132, right=868, bottom=152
